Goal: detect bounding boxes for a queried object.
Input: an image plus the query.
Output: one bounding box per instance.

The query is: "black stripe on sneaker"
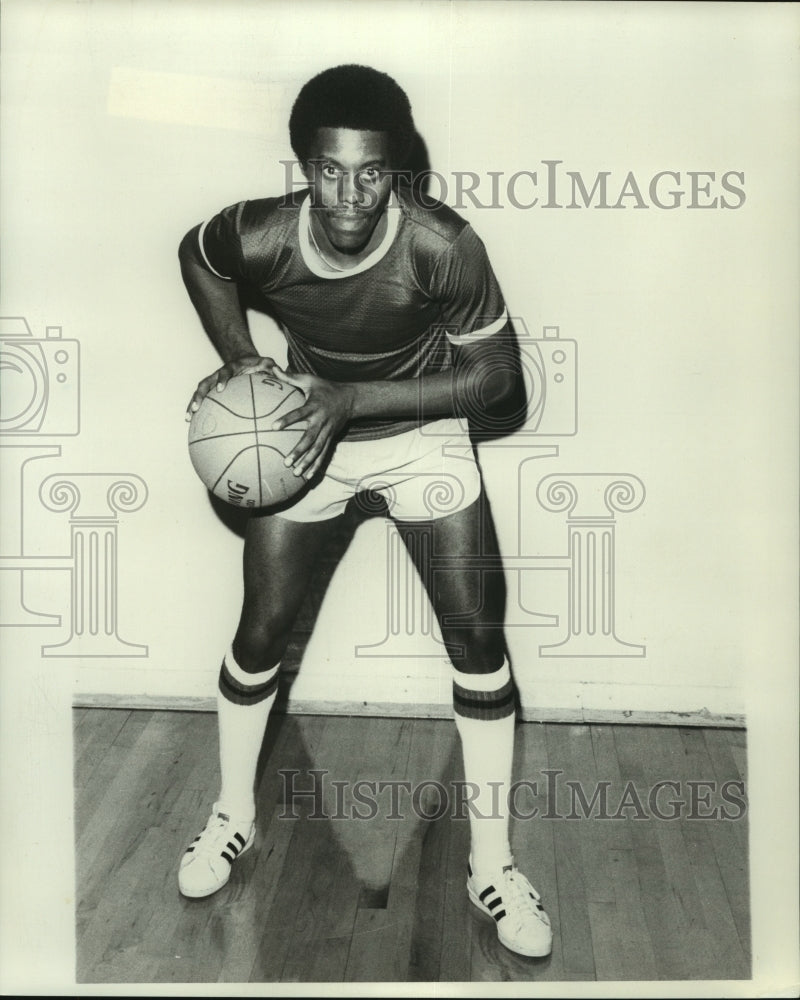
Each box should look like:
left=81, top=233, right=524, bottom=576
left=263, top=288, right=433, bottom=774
left=493, top=909, right=506, bottom=922
left=218, top=660, right=279, bottom=706
left=487, top=897, right=502, bottom=910
left=452, top=679, right=515, bottom=721
left=479, top=886, right=496, bottom=903
left=221, top=850, right=234, bottom=864
left=226, top=841, right=241, bottom=857
left=234, top=832, right=246, bottom=848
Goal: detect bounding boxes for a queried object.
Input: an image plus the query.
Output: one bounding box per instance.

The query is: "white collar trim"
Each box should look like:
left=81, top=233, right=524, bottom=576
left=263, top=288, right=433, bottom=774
left=298, top=189, right=400, bottom=279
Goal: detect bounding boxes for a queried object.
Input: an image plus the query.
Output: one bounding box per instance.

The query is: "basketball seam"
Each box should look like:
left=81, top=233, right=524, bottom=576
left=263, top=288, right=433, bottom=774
left=200, top=387, right=300, bottom=420
left=201, top=394, right=259, bottom=418
left=248, top=375, right=264, bottom=507
left=189, top=429, right=269, bottom=444
left=252, top=386, right=301, bottom=419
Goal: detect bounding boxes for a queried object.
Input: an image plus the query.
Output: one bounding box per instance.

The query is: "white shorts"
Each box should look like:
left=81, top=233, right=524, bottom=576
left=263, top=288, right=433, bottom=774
left=275, top=418, right=482, bottom=523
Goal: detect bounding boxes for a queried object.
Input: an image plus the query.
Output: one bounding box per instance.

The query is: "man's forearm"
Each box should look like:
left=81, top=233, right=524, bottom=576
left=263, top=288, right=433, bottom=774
left=345, top=361, right=515, bottom=424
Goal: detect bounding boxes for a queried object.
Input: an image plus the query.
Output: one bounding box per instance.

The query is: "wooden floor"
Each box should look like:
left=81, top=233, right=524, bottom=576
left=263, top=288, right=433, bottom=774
left=74, top=709, right=750, bottom=984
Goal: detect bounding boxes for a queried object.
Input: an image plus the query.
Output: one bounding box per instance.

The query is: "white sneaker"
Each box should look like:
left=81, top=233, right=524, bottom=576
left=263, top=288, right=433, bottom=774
left=467, top=858, right=553, bottom=958
left=178, top=803, right=255, bottom=898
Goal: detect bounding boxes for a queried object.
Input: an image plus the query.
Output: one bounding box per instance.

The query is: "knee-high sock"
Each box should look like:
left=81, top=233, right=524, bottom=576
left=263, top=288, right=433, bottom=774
left=452, top=659, right=516, bottom=876
left=216, top=646, right=279, bottom=823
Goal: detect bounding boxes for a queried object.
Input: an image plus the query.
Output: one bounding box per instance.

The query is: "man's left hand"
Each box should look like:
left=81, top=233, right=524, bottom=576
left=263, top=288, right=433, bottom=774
left=272, top=373, right=355, bottom=480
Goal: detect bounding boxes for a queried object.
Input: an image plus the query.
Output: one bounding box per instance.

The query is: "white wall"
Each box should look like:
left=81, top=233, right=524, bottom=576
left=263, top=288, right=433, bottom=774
left=1, top=1, right=797, bottom=724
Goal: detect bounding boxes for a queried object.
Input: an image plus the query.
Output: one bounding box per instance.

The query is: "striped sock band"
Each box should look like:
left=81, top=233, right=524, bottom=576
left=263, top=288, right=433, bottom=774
left=218, top=649, right=280, bottom=706
left=452, top=661, right=516, bottom=722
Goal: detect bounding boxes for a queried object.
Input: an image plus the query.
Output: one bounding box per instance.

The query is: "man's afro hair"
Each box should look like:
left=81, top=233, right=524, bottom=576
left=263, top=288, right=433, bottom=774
left=289, top=64, right=415, bottom=167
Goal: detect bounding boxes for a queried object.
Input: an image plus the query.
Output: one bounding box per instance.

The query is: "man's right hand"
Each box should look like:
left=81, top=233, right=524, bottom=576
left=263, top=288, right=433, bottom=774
left=185, top=355, right=285, bottom=420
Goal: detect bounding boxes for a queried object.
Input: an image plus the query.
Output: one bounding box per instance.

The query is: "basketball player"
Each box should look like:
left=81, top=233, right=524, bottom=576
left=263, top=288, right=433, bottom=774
left=178, top=65, right=552, bottom=959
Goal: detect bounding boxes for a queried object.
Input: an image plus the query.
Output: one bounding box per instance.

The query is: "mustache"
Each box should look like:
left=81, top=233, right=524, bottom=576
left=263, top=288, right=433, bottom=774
left=328, top=208, right=372, bottom=218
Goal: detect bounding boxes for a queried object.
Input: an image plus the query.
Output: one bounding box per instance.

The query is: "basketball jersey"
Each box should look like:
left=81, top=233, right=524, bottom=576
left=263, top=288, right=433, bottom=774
left=197, top=187, right=509, bottom=440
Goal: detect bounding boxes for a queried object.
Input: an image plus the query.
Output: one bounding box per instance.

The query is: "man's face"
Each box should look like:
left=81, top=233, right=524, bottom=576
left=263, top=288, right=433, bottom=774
left=304, top=127, right=394, bottom=253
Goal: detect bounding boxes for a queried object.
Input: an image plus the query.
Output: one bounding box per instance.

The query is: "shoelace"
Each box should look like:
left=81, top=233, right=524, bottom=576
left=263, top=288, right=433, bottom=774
left=502, top=869, right=545, bottom=928
left=193, top=812, right=234, bottom=855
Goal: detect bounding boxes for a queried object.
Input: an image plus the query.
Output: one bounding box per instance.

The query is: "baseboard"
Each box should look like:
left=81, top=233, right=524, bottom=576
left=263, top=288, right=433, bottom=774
left=72, top=692, right=746, bottom=728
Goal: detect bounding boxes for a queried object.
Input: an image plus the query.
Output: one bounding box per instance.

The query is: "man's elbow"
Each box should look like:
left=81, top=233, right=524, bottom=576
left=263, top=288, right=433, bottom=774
left=497, top=366, right=519, bottom=406
left=462, top=357, right=528, bottom=438
left=479, top=362, right=518, bottom=408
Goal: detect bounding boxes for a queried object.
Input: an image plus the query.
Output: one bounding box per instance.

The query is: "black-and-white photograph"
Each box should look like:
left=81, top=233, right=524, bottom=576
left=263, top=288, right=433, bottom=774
left=1, top=1, right=798, bottom=995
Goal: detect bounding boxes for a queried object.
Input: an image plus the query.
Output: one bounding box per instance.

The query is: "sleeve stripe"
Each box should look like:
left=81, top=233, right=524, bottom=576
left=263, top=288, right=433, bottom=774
left=197, top=219, right=232, bottom=280
left=445, top=308, right=509, bottom=345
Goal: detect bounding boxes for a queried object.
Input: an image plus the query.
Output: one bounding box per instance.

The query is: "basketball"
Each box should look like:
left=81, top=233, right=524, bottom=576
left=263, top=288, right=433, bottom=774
left=188, top=372, right=307, bottom=508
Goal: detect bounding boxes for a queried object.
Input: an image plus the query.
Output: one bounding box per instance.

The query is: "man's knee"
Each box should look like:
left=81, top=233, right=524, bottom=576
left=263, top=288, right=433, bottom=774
left=233, top=613, right=294, bottom=673
left=444, top=624, right=505, bottom=674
